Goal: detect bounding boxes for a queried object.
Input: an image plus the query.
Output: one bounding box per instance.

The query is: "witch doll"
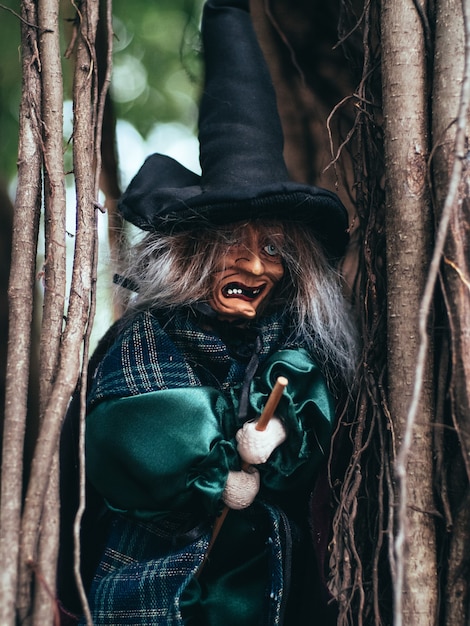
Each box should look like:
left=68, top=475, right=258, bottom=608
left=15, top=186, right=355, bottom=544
left=77, top=0, right=358, bottom=624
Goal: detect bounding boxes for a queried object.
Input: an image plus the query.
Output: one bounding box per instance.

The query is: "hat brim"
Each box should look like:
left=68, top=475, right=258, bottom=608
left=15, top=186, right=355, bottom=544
left=119, top=153, right=350, bottom=260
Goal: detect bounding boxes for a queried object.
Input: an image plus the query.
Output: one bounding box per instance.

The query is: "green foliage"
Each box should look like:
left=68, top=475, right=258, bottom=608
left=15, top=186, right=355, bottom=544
left=0, top=0, right=204, bottom=187
left=111, top=0, right=204, bottom=137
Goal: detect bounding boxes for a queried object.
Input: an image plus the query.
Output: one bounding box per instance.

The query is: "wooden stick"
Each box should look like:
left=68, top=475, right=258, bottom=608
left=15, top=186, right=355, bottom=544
left=253, top=375, right=288, bottom=432
left=196, top=376, right=288, bottom=577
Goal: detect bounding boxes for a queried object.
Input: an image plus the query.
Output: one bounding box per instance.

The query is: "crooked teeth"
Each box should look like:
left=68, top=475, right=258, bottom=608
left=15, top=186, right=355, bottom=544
left=226, top=287, right=262, bottom=296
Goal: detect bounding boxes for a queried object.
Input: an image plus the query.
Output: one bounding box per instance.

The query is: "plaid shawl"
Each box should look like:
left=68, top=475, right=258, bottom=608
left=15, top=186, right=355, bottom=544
left=82, top=502, right=289, bottom=626
left=88, top=308, right=287, bottom=409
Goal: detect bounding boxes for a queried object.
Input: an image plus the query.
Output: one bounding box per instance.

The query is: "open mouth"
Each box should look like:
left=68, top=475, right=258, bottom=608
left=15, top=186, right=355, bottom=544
left=221, top=282, right=266, bottom=301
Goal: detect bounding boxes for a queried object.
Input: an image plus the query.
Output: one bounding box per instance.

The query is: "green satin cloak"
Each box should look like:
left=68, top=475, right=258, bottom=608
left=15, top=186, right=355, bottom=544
left=85, top=348, right=335, bottom=520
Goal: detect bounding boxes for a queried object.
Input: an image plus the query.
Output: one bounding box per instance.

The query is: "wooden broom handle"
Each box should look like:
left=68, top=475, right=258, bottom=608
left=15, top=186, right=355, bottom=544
left=254, top=375, right=288, bottom=431
left=196, top=375, right=288, bottom=577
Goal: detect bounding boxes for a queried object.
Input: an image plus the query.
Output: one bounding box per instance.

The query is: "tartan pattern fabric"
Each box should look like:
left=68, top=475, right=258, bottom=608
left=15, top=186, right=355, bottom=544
left=83, top=503, right=288, bottom=626
left=88, top=309, right=286, bottom=409
left=83, top=309, right=298, bottom=624
left=83, top=516, right=209, bottom=625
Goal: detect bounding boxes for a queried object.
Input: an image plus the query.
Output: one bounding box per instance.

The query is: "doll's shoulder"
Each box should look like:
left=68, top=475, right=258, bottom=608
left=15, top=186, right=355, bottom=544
left=87, top=309, right=184, bottom=407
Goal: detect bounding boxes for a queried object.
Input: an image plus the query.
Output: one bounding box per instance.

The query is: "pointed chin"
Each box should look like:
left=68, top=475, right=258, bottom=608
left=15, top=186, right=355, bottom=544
left=208, top=293, right=260, bottom=320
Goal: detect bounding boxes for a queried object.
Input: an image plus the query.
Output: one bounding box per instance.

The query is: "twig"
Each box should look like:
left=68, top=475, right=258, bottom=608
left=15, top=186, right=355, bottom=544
left=263, top=0, right=304, bottom=83
left=0, top=3, right=49, bottom=30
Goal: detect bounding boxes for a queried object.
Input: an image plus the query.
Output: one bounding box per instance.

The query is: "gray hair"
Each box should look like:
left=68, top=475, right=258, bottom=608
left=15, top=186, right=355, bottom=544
left=117, top=220, right=359, bottom=387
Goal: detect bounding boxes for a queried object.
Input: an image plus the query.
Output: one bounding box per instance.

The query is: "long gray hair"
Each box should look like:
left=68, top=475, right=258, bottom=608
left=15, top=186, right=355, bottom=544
left=117, top=220, right=359, bottom=387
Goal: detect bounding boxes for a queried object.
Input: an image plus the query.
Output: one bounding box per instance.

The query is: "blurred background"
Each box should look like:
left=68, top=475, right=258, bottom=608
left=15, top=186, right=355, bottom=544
left=0, top=0, right=207, bottom=347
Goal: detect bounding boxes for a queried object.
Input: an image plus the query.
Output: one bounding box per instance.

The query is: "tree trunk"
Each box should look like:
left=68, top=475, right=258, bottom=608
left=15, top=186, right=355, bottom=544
left=32, top=454, right=60, bottom=626
left=251, top=0, right=358, bottom=214
left=381, top=1, right=438, bottom=624
left=30, top=0, right=67, bottom=620
left=432, top=0, right=470, bottom=622
left=0, top=0, right=109, bottom=622
left=0, top=1, right=42, bottom=623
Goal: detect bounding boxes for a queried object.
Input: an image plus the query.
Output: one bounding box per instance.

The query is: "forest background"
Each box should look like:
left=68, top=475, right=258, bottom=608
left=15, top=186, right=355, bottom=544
left=0, top=0, right=469, bottom=625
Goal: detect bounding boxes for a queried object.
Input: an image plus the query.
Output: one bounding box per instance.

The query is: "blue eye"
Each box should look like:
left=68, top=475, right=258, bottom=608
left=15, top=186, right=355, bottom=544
left=263, top=243, right=279, bottom=257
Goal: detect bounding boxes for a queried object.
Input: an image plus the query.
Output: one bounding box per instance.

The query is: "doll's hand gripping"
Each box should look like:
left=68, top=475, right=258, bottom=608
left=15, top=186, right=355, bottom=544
left=196, top=376, right=288, bottom=577
left=236, top=417, right=287, bottom=465
left=236, top=375, right=288, bottom=465
left=222, top=468, right=260, bottom=509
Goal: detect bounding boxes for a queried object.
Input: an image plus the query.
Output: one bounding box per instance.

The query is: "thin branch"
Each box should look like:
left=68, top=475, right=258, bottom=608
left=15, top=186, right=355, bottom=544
left=16, top=0, right=67, bottom=617
left=411, top=0, right=433, bottom=63
left=263, top=0, right=304, bottom=82
left=333, top=0, right=369, bottom=50
left=0, top=3, right=48, bottom=30
left=73, top=2, right=114, bottom=622
left=93, top=0, right=113, bottom=195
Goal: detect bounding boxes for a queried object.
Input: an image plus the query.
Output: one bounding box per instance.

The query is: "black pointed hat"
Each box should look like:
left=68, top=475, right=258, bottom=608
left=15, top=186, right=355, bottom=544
left=119, top=0, right=349, bottom=259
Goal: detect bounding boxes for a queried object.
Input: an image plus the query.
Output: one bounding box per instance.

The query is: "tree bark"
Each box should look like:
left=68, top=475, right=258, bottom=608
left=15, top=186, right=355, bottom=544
left=16, top=0, right=102, bottom=622
left=250, top=0, right=357, bottom=214
left=0, top=2, right=42, bottom=624
left=381, top=1, right=438, bottom=624
left=433, top=0, right=470, bottom=477
left=432, top=0, right=470, bottom=622
left=32, top=454, right=60, bottom=626
left=38, top=0, right=67, bottom=413
left=30, top=0, right=67, bottom=620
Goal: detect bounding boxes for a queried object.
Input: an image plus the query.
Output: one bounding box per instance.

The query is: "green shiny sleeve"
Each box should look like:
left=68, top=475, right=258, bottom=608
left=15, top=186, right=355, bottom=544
left=85, top=387, right=239, bottom=519
left=248, top=348, right=335, bottom=491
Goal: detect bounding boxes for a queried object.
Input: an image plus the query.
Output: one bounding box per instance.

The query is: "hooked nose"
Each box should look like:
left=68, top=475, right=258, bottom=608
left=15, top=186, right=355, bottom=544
left=235, top=251, right=264, bottom=275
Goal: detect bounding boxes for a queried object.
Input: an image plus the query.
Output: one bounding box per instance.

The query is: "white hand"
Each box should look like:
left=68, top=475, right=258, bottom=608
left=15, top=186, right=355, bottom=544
left=236, top=416, right=287, bottom=465
left=222, top=468, right=260, bottom=510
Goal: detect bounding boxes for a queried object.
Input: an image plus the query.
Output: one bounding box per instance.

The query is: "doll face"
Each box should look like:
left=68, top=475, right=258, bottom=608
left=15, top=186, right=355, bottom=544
left=209, top=224, right=284, bottom=320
